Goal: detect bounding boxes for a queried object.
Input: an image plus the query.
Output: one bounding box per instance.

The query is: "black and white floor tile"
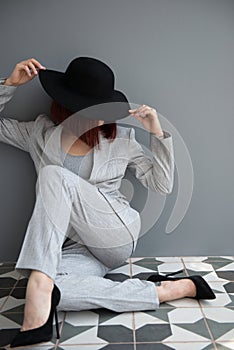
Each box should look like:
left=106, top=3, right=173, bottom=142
left=0, top=256, right=233, bottom=349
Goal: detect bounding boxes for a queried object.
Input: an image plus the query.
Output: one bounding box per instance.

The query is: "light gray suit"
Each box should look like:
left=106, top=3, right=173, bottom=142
left=0, top=84, right=174, bottom=312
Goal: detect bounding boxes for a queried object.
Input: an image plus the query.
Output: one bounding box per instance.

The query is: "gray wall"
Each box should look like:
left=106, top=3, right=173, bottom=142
left=1, top=0, right=233, bottom=261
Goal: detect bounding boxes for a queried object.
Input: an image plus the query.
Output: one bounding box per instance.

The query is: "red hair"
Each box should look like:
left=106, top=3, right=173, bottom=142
left=50, top=100, right=117, bottom=149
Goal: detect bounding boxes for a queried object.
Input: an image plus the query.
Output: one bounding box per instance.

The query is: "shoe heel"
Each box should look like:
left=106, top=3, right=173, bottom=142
left=54, top=306, right=60, bottom=339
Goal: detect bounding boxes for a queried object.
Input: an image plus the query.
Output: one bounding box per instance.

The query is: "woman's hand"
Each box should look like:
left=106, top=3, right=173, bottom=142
left=129, top=104, right=164, bottom=137
left=4, top=58, right=46, bottom=86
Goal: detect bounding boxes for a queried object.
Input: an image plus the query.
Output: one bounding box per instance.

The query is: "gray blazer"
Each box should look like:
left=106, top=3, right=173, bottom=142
left=0, top=84, right=174, bottom=227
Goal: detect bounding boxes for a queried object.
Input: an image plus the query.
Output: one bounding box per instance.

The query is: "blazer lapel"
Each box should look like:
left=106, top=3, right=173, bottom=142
left=88, top=132, right=112, bottom=184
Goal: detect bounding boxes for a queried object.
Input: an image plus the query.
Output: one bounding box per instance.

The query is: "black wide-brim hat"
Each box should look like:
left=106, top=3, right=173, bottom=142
left=39, top=57, right=131, bottom=122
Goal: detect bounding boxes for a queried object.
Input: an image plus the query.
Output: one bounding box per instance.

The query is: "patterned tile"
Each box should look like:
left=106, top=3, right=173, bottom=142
left=105, top=262, right=131, bottom=277
left=182, top=257, right=208, bottom=262
left=104, top=261, right=131, bottom=282
left=101, top=346, right=134, bottom=350
left=134, top=310, right=170, bottom=328
left=97, top=309, right=133, bottom=343
left=135, top=324, right=172, bottom=342
left=58, top=324, right=106, bottom=346
left=134, top=307, right=212, bottom=343
left=95, top=308, right=121, bottom=325
left=0, top=267, right=17, bottom=277
left=98, top=325, right=134, bottom=343
left=0, top=264, right=18, bottom=317
left=0, top=258, right=233, bottom=349
left=200, top=281, right=234, bottom=308
left=162, top=298, right=200, bottom=308
left=131, top=257, right=160, bottom=263
left=9, top=287, right=26, bottom=300
left=99, top=312, right=133, bottom=330
left=184, top=262, right=214, bottom=273
left=0, top=269, right=20, bottom=283
left=182, top=256, right=233, bottom=263
left=65, top=310, right=99, bottom=326
left=225, top=282, right=234, bottom=294
left=105, top=273, right=130, bottom=282
left=216, top=342, right=234, bottom=349
left=131, top=264, right=156, bottom=277
left=57, top=346, right=106, bottom=350
left=156, top=263, right=185, bottom=275
left=203, top=307, right=234, bottom=341
left=0, top=262, right=17, bottom=267
left=161, top=343, right=213, bottom=350
left=0, top=275, right=17, bottom=289
left=14, top=277, right=28, bottom=287
left=205, top=262, right=234, bottom=272
left=205, top=257, right=234, bottom=262
left=59, top=309, right=134, bottom=346
left=136, top=343, right=175, bottom=349
left=0, top=289, right=11, bottom=310
left=184, top=258, right=234, bottom=283
left=216, top=271, right=234, bottom=282
left=132, top=257, right=184, bottom=265
left=163, top=324, right=211, bottom=343
left=130, top=258, right=187, bottom=283
left=131, top=260, right=161, bottom=272
left=0, top=295, right=25, bottom=313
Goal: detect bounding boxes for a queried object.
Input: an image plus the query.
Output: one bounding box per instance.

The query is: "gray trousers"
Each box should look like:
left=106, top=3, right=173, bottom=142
left=15, top=165, right=159, bottom=312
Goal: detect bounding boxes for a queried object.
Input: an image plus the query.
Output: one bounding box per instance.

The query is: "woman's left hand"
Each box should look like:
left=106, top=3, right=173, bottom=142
left=129, top=104, right=164, bottom=137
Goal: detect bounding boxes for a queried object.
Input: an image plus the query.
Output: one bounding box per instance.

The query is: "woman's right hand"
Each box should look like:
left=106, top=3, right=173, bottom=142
left=4, top=58, right=46, bottom=86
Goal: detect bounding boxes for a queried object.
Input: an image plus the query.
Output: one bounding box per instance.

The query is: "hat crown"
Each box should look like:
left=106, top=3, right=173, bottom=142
left=65, top=57, right=114, bottom=98
left=38, top=56, right=130, bottom=121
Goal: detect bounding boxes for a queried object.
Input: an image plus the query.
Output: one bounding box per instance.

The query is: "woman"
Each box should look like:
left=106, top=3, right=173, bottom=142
left=0, top=57, right=215, bottom=348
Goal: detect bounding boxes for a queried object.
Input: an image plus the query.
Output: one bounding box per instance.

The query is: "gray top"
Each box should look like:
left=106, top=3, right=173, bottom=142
left=61, top=147, right=93, bottom=180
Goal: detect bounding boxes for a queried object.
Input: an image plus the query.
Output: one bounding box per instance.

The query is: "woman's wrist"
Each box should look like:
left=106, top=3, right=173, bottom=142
left=3, top=78, right=15, bottom=86
left=151, top=130, right=164, bottom=139
left=0, top=78, right=12, bottom=86
left=154, top=133, right=164, bottom=139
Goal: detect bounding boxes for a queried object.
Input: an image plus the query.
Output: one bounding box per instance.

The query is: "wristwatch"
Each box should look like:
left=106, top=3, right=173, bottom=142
left=0, top=78, right=6, bottom=85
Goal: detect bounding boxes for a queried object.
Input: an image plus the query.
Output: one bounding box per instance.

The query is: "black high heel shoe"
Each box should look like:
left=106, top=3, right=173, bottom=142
left=10, top=283, right=61, bottom=348
left=147, top=269, right=216, bottom=300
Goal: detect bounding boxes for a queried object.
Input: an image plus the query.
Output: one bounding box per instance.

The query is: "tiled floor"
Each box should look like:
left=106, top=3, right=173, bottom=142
left=0, top=256, right=233, bottom=349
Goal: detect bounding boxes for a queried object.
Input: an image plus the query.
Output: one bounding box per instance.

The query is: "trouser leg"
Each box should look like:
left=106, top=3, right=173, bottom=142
left=55, top=244, right=159, bottom=312
left=15, top=165, right=141, bottom=281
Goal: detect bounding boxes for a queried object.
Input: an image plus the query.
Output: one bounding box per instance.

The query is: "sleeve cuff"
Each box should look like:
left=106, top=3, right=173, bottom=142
left=0, top=83, right=17, bottom=94
left=151, top=130, right=172, bottom=140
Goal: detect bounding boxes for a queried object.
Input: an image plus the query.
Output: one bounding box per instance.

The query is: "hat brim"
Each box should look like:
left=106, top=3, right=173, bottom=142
left=39, top=69, right=130, bottom=121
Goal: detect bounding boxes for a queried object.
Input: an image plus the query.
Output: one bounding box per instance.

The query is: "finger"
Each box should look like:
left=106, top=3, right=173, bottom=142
left=28, top=62, right=38, bottom=75
left=138, top=105, right=153, bottom=113
left=130, top=107, right=147, bottom=117
left=30, top=58, right=46, bottom=69
left=137, top=106, right=157, bottom=116
left=129, top=108, right=142, bottom=114
left=129, top=111, right=145, bottom=118
left=129, top=104, right=146, bottom=112
left=129, top=105, right=148, bottom=114
left=23, top=64, right=32, bottom=77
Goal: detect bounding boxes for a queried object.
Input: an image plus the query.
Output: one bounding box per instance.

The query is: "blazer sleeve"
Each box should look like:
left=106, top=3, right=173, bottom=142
left=127, top=127, right=175, bottom=194
left=0, top=84, right=35, bottom=152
